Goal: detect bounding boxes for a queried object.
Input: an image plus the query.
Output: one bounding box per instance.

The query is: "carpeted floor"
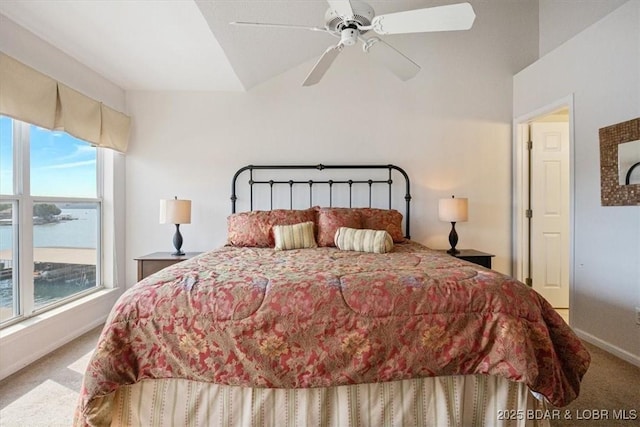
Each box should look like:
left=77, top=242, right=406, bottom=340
left=0, top=325, right=102, bottom=427
left=0, top=325, right=638, bottom=426
left=550, top=341, right=640, bottom=427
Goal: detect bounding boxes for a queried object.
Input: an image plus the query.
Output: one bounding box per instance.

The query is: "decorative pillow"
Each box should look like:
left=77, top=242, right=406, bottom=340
left=227, top=208, right=316, bottom=247
left=226, top=210, right=272, bottom=247
left=316, top=208, right=362, bottom=247
left=269, top=208, right=316, bottom=227
left=356, top=208, right=405, bottom=243
left=334, top=227, right=394, bottom=254
left=273, top=221, right=317, bottom=250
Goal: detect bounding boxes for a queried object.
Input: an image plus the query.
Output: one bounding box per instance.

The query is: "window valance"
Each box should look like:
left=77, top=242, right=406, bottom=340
left=0, top=52, right=130, bottom=153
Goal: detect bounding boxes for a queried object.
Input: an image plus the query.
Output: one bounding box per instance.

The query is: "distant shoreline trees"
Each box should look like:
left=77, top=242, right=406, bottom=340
left=0, top=203, right=72, bottom=224
left=33, top=203, right=61, bottom=220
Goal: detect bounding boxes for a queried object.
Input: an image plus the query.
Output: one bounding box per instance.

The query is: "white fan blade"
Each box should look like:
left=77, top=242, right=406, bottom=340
left=370, top=2, right=476, bottom=35
left=302, top=44, right=343, bottom=86
left=363, top=38, right=420, bottom=81
left=327, top=0, right=354, bottom=21
left=230, top=21, right=328, bottom=33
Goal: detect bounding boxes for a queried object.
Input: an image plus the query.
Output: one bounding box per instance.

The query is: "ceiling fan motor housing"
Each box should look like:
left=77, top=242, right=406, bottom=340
left=324, top=0, right=375, bottom=34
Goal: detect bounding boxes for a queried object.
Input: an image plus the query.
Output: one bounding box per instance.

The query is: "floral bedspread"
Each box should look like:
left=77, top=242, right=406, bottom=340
left=75, top=241, right=590, bottom=425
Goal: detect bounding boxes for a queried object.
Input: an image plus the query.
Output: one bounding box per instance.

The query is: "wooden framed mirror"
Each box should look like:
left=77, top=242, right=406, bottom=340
left=599, top=118, right=640, bottom=206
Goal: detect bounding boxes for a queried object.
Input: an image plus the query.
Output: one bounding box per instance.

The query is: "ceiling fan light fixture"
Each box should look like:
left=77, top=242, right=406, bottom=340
left=340, top=28, right=358, bottom=46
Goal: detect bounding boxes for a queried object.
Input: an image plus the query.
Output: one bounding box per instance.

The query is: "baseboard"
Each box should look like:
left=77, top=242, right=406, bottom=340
left=573, top=328, right=640, bottom=368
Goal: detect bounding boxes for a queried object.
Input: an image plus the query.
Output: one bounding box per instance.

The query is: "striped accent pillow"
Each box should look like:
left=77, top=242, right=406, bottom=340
left=334, top=227, right=394, bottom=254
left=273, top=221, right=317, bottom=250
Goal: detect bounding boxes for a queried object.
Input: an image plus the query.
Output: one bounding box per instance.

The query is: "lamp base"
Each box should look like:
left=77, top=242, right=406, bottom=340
left=447, top=222, right=459, bottom=255
left=172, top=224, right=185, bottom=257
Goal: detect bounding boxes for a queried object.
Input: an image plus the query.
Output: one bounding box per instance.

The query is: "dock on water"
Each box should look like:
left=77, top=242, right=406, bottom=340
left=0, top=247, right=96, bottom=279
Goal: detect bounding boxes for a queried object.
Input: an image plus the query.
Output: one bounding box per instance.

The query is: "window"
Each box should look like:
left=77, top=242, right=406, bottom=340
left=0, top=116, right=102, bottom=325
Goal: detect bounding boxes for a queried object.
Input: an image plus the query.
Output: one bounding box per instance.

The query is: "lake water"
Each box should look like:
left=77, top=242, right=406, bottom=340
left=0, top=208, right=98, bottom=317
left=0, top=208, right=98, bottom=251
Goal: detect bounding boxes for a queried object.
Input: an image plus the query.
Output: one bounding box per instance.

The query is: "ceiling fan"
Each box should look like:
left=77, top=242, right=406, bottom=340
left=231, top=0, right=476, bottom=86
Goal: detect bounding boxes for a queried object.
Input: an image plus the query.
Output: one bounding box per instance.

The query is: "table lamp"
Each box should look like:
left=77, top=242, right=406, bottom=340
left=438, top=195, right=468, bottom=255
left=159, top=197, right=191, bottom=256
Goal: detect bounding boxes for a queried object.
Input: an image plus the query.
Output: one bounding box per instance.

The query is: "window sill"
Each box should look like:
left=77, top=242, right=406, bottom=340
left=1, top=287, right=116, bottom=336
left=0, top=287, right=120, bottom=380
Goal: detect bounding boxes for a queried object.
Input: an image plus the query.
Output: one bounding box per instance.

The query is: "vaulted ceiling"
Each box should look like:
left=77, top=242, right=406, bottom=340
left=0, top=0, right=470, bottom=91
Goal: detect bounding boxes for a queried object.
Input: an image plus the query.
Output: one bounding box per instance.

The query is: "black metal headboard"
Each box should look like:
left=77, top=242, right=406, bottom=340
left=231, top=164, right=412, bottom=239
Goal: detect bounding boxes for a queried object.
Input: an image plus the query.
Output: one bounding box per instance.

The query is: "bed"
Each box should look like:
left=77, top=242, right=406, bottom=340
left=74, top=164, right=590, bottom=427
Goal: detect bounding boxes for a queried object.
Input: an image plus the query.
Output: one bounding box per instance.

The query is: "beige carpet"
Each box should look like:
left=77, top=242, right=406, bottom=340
left=0, top=326, right=638, bottom=426
left=0, top=326, right=101, bottom=427
left=550, top=341, right=640, bottom=427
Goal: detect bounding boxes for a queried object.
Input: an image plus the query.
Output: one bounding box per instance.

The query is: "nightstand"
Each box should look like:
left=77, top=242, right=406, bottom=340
left=135, top=252, right=202, bottom=281
left=442, top=249, right=495, bottom=269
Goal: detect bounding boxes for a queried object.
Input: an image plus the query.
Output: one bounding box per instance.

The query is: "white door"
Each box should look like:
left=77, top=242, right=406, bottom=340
left=530, top=122, right=570, bottom=307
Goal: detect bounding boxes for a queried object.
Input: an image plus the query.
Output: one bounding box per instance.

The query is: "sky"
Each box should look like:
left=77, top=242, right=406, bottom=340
left=0, top=116, right=97, bottom=198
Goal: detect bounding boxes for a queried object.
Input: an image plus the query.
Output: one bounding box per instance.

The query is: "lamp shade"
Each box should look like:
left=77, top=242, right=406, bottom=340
left=160, top=198, right=191, bottom=224
left=438, top=196, right=468, bottom=222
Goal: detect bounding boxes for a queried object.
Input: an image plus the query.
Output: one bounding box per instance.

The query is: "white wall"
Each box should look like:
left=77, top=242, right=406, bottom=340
left=515, top=0, right=640, bottom=364
left=0, top=14, right=127, bottom=379
left=125, top=0, right=538, bottom=285
left=539, top=0, right=628, bottom=56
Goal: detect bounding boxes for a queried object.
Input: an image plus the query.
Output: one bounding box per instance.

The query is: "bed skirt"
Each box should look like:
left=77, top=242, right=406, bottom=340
left=108, top=375, right=550, bottom=427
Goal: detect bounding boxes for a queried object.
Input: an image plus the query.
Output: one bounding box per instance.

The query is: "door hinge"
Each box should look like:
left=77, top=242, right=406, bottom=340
left=526, top=140, right=533, bottom=150
left=525, top=278, right=532, bottom=287
left=525, top=209, right=533, bottom=218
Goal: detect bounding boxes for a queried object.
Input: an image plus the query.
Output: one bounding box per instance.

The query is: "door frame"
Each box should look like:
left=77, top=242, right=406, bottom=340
left=512, top=95, right=575, bottom=318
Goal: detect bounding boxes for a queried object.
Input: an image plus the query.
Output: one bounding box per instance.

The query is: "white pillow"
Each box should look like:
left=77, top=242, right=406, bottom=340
left=272, top=221, right=317, bottom=250
left=334, top=227, right=393, bottom=254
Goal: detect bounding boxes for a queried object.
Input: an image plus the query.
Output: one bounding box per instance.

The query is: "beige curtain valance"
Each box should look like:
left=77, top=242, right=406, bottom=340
left=0, top=52, right=130, bottom=153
